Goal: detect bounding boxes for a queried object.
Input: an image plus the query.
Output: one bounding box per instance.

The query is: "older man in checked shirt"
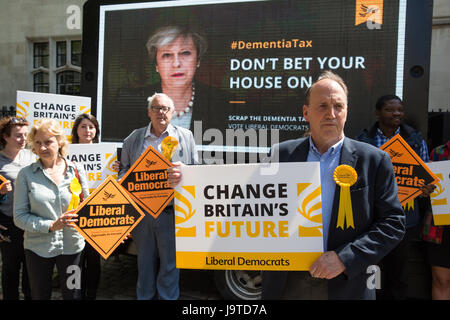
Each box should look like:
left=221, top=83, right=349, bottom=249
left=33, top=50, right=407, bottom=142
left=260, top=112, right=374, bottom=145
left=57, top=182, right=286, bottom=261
left=119, top=93, right=198, bottom=300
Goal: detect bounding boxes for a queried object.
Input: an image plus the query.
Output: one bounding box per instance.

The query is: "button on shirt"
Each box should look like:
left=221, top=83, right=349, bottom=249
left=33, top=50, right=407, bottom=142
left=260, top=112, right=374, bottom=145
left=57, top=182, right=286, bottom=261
left=141, top=123, right=170, bottom=156
left=307, top=136, right=344, bottom=251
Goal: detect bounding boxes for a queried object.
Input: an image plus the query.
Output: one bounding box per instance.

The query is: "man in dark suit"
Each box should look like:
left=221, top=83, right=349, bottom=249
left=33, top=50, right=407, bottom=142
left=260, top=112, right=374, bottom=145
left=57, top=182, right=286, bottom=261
left=262, top=71, right=405, bottom=299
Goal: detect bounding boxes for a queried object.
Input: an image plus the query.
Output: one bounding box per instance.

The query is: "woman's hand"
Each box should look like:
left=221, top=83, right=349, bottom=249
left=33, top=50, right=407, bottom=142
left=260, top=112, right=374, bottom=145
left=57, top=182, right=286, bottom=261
left=0, top=180, right=12, bottom=195
left=49, top=210, right=79, bottom=231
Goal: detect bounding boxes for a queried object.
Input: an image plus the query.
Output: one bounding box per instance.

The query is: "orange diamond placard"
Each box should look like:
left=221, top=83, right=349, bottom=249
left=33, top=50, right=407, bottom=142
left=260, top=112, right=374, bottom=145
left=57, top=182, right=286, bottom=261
left=119, top=145, right=173, bottom=218
left=72, top=175, right=145, bottom=259
left=380, top=134, right=439, bottom=205
left=0, top=174, right=7, bottom=188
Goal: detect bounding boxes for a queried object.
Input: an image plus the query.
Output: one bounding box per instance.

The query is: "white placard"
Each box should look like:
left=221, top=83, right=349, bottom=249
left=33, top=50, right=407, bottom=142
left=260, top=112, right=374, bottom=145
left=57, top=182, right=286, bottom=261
left=68, top=143, right=120, bottom=192
left=174, top=162, right=323, bottom=271
left=16, top=90, right=91, bottom=139
left=428, top=160, right=450, bottom=225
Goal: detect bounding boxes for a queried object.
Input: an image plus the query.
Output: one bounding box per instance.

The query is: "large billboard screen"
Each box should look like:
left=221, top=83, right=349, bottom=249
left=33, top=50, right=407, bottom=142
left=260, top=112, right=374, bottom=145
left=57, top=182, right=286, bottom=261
left=82, top=0, right=431, bottom=154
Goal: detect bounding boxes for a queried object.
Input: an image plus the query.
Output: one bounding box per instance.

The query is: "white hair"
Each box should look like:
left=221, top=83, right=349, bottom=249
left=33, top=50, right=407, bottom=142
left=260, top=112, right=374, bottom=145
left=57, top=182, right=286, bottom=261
left=147, top=93, right=175, bottom=110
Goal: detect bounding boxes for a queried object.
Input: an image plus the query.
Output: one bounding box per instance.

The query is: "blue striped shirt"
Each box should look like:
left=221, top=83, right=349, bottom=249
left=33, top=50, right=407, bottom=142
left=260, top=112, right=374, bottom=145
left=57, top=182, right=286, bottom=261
left=307, top=136, right=344, bottom=251
left=374, top=127, right=429, bottom=162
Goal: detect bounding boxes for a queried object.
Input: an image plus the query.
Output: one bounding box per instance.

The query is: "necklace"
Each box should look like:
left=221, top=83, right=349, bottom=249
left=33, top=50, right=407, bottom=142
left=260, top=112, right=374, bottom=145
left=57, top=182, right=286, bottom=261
left=174, top=83, right=195, bottom=117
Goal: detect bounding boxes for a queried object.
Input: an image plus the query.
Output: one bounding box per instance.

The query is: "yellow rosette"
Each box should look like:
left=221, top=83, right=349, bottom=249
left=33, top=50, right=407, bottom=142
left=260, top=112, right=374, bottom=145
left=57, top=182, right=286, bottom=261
left=402, top=199, right=415, bottom=211
left=333, top=165, right=358, bottom=229
left=68, top=177, right=82, bottom=211
left=161, top=136, right=179, bottom=161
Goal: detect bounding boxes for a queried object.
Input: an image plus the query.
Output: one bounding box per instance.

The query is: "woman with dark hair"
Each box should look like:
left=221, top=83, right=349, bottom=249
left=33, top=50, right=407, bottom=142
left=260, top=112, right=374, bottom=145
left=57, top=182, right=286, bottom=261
left=71, top=114, right=100, bottom=144
left=0, top=116, right=35, bottom=300
left=71, top=113, right=101, bottom=299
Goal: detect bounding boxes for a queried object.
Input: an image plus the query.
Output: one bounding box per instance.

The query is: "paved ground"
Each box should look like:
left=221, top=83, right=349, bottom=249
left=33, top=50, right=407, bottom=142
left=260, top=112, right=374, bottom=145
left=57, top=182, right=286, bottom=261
left=0, top=253, right=222, bottom=300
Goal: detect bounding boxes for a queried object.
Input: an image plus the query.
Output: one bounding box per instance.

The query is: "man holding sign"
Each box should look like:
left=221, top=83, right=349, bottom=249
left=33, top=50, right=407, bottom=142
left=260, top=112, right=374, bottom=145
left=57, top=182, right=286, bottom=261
left=356, top=94, right=435, bottom=299
left=119, top=93, right=198, bottom=300
left=262, top=71, right=405, bottom=299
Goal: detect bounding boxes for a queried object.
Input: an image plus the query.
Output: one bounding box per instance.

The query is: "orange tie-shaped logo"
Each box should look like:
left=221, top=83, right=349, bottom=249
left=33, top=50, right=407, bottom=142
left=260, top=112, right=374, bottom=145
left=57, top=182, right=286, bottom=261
left=355, top=0, right=383, bottom=26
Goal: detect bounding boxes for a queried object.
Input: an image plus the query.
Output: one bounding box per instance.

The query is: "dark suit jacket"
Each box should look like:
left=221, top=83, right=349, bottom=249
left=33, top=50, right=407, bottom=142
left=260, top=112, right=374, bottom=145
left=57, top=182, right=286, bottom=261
left=262, top=137, right=406, bottom=300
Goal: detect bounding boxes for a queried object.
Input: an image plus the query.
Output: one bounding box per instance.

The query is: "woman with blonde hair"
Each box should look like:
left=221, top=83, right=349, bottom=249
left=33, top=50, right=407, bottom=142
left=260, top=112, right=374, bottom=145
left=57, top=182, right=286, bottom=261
left=14, top=118, right=89, bottom=300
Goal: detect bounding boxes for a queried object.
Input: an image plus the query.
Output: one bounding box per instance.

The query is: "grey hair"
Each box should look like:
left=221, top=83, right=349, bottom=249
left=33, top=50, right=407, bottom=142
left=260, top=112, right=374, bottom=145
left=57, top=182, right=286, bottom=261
left=146, top=25, right=207, bottom=62
left=147, top=92, right=175, bottom=110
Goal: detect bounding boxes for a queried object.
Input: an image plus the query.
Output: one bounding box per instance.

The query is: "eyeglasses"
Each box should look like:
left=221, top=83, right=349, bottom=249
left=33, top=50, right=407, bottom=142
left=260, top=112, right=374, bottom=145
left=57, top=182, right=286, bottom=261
left=9, top=117, right=28, bottom=125
left=151, top=105, right=172, bottom=113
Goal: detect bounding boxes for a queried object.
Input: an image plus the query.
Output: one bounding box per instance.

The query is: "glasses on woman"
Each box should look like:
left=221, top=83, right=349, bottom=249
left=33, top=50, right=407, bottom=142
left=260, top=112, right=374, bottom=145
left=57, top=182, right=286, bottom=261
left=9, top=117, right=28, bottom=125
